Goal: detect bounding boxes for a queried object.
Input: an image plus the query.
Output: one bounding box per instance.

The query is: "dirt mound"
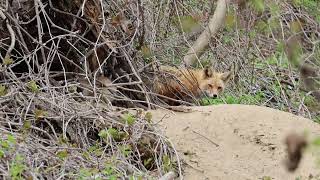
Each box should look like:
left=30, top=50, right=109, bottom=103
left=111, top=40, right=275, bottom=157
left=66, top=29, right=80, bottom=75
left=150, top=105, right=320, bottom=180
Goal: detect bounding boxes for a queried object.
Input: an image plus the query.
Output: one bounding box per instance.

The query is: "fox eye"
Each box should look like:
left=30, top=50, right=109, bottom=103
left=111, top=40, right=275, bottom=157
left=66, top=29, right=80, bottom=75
left=217, top=86, right=222, bottom=90
left=208, top=84, right=213, bottom=88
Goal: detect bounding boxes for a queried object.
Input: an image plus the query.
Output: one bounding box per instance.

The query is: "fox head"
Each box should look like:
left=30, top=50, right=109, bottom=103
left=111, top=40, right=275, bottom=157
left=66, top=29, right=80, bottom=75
left=198, top=66, right=232, bottom=98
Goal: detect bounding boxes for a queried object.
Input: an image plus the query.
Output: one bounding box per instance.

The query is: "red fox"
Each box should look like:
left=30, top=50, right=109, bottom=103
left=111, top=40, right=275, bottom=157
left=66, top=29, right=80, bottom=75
left=153, top=65, right=232, bottom=104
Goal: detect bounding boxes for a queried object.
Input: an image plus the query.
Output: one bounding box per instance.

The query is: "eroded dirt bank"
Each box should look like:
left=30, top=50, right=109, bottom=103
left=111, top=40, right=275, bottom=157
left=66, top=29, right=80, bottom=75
left=150, top=105, right=320, bottom=180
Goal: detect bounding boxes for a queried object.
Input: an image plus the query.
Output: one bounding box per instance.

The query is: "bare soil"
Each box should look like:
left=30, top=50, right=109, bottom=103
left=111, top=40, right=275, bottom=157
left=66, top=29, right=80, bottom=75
left=150, top=105, right=320, bottom=180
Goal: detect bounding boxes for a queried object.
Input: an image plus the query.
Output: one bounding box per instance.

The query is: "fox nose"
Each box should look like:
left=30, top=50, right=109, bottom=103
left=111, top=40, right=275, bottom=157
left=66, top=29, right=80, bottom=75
left=212, top=94, right=217, bottom=98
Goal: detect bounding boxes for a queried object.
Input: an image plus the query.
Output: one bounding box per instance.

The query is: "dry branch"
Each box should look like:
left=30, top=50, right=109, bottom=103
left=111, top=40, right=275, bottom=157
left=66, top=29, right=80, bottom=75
left=183, top=0, right=228, bottom=66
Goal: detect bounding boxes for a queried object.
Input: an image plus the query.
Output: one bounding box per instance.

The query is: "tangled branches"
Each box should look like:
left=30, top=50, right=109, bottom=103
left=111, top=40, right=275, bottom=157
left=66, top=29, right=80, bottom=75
left=0, top=0, right=181, bottom=179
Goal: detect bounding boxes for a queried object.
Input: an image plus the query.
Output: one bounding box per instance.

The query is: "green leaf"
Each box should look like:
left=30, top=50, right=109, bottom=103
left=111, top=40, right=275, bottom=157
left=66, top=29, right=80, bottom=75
left=3, top=55, right=13, bottom=65
left=56, top=150, right=68, bottom=160
left=122, top=113, right=136, bottom=126
left=1, top=141, right=9, bottom=150
left=22, top=121, right=31, bottom=131
left=145, top=112, right=152, bottom=123
left=15, top=154, right=24, bottom=162
left=250, top=0, right=265, bottom=12
left=107, top=128, right=120, bottom=139
left=9, top=154, right=26, bottom=179
left=82, top=151, right=90, bottom=160
left=0, top=150, right=4, bottom=158
left=99, top=128, right=126, bottom=141
left=88, top=145, right=98, bottom=153
left=27, top=80, right=39, bottom=93
left=7, top=134, right=16, bottom=145
left=98, top=129, right=108, bottom=138
left=0, top=85, right=8, bottom=96
left=163, top=155, right=172, bottom=172
left=120, top=145, right=132, bottom=157
left=143, top=158, right=153, bottom=167
left=93, top=148, right=103, bottom=157
left=9, top=163, right=25, bottom=178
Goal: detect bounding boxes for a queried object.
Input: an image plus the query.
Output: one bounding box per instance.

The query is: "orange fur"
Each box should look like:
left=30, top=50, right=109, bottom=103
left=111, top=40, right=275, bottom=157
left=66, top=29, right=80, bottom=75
left=154, top=66, right=232, bottom=103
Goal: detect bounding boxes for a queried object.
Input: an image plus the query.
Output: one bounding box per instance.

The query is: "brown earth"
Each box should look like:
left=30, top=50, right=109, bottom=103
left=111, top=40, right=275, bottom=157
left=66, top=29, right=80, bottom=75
left=150, top=105, right=320, bottom=180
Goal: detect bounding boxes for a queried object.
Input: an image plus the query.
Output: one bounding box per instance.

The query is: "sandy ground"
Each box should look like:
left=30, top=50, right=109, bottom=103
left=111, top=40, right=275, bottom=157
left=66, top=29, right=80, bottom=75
left=150, top=104, right=320, bottom=180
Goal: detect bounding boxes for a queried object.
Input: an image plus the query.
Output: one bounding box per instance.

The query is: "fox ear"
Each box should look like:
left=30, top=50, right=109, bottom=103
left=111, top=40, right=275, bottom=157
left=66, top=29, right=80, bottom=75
left=221, top=71, right=232, bottom=82
left=204, top=66, right=213, bottom=78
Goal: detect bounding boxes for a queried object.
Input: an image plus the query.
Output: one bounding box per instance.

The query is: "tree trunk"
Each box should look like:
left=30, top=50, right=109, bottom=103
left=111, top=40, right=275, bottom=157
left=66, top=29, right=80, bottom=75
left=183, top=0, right=228, bottom=67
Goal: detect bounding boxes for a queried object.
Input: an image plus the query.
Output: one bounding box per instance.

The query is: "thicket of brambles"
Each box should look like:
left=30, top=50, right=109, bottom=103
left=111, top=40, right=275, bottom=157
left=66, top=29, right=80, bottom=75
left=0, top=0, right=319, bottom=179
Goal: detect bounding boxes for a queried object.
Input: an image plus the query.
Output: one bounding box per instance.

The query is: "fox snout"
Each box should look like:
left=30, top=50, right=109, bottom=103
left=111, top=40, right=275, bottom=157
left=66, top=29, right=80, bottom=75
left=203, top=90, right=219, bottom=99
